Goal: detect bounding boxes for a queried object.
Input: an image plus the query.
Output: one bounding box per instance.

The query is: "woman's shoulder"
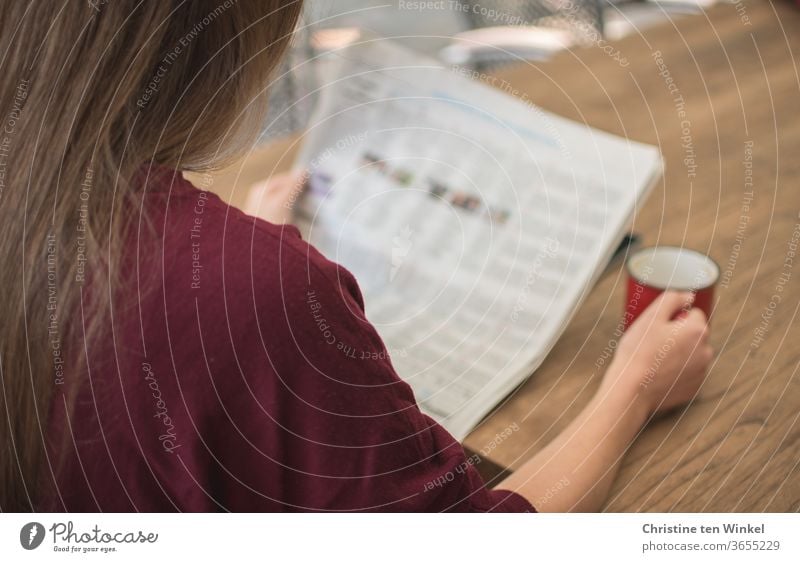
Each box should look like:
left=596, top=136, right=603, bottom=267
left=142, top=168, right=362, bottom=307
left=139, top=168, right=406, bottom=407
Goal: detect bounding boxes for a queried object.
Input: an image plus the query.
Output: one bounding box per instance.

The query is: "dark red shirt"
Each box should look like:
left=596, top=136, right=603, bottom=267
left=47, top=166, right=533, bottom=512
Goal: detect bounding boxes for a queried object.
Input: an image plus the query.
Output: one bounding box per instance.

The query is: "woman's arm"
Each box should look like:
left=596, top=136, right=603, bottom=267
left=497, top=291, right=714, bottom=512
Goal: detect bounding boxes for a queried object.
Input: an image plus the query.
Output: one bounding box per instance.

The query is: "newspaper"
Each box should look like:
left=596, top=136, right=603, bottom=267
left=293, top=40, right=663, bottom=440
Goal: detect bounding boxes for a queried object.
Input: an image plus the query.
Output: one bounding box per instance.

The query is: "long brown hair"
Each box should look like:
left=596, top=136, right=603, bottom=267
left=0, top=0, right=303, bottom=511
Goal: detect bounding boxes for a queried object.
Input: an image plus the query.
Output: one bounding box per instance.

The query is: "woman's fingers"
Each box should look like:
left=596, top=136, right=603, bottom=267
left=651, top=291, right=695, bottom=321
left=245, top=171, right=307, bottom=224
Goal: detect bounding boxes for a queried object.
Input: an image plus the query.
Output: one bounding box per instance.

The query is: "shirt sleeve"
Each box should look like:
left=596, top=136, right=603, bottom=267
left=211, top=220, right=535, bottom=512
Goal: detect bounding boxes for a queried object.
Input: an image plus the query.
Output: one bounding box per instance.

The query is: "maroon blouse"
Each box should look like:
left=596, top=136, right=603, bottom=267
left=46, top=166, right=533, bottom=512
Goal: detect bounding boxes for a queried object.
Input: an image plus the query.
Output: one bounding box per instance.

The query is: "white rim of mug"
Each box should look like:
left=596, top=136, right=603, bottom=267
left=626, top=245, right=720, bottom=291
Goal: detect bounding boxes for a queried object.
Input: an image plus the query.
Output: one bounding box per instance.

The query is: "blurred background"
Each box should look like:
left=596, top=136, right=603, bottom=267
left=263, top=0, right=720, bottom=139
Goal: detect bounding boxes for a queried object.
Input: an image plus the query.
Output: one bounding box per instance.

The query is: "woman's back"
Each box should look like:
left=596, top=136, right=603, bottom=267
left=47, top=168, right=531, bottom=512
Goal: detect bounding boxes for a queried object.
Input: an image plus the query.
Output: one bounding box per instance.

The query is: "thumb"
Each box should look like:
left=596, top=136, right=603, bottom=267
left=651, top=291, right=695, bottom=321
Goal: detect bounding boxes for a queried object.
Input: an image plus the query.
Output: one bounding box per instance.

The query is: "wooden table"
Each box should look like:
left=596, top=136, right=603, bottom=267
left=189, top=1, right=800, bottom=512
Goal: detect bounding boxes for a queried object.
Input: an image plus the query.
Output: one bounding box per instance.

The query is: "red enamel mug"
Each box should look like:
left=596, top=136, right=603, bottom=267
left=624, top=246, right=719, bottom=330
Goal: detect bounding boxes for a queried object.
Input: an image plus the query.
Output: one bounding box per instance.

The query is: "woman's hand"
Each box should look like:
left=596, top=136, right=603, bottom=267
left=244, top=171, right=306, bottom=225
left=602, top=291, right=713, bottom=417
left=497, top=291, right=713, bottom=511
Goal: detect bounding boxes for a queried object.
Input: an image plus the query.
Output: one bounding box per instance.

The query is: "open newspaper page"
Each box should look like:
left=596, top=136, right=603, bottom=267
left=293, top=40, right=663, bottom=440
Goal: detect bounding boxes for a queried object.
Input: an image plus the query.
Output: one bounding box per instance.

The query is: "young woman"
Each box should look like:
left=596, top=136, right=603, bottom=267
left=0, top=1, right=712, bottom=512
